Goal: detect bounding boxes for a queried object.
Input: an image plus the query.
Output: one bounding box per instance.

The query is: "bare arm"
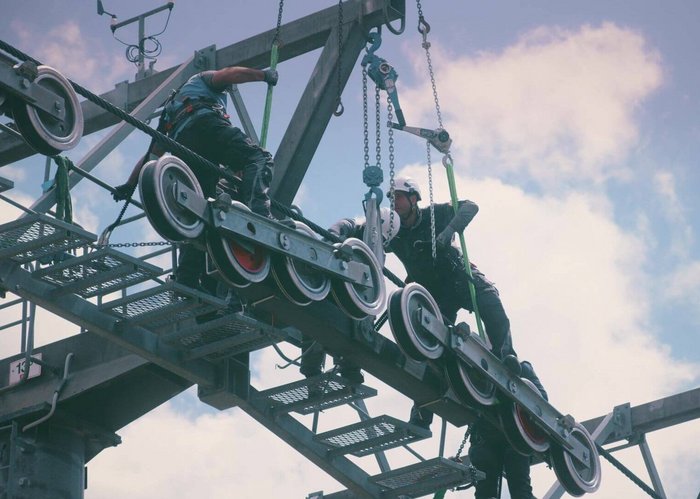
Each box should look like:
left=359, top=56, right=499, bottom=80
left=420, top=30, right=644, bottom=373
left=209, top=67, right=274, bottom=90
left=112, top=143, right=164, bottom=201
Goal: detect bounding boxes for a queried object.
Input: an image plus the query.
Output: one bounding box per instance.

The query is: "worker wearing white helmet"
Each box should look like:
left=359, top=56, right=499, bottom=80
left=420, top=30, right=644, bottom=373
left=387, top=176, right=520, bottom=428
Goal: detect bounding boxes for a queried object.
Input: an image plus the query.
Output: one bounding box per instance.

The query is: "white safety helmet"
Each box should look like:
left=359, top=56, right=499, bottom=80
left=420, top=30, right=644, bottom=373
left=380, top=206, right=400, bottom=244
left=391, top=176, right=422, bottom=201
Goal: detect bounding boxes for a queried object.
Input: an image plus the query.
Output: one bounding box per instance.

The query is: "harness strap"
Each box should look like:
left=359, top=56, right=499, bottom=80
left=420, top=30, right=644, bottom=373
left=165, top=97, right=230, bottom=139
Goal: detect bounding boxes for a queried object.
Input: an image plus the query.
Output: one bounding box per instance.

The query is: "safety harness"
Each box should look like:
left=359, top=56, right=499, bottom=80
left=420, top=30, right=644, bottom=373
left=162, top=95, right=230, bottom=140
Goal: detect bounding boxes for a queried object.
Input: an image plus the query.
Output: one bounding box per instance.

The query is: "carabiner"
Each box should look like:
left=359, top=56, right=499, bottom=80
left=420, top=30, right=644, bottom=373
left=417, top=16, right=431, bottom=48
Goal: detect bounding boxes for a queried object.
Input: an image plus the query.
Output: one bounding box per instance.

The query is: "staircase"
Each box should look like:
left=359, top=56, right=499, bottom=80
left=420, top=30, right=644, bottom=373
left=0, top=211, right=484, bottom=498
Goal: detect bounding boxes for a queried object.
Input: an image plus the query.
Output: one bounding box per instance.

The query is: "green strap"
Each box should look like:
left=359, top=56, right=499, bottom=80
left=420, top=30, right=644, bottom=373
left=259, top=42, right=279, bottom=149
left=53, top=156, right=73, bottom=224
left=444, top=155, right=486, bottom=342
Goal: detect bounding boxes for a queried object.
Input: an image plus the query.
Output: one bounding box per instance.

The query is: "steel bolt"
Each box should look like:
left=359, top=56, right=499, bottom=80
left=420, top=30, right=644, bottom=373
left=180, top=191, right=188, bottom=200
left=54, top=101, right=63, bottom=111
left=20, top=78, right=30, bottom=89
left=218, top=210, right=226, bottom=221
left=18, top=477, right=30, bottom=487
left=508, top=380, right=518, bottom=394
left=339, top=261, right=348, bottom=271
left=279, top=233, right=291, bottom=250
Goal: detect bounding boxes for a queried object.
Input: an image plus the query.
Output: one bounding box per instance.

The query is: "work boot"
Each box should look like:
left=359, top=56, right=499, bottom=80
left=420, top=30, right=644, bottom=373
left=502, top=354, right=522, bottom=376
left=339, top=368, right=364, bottom=385
left=408, top=405, right=433, bottom=431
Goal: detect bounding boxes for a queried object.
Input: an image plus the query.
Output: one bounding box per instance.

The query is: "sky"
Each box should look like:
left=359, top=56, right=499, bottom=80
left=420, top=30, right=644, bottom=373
left=1, top=1, right=700, bottom=498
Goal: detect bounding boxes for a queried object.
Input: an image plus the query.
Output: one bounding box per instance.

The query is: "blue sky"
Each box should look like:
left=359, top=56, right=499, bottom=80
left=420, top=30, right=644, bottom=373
left=1, top=1, right=700, bottom=498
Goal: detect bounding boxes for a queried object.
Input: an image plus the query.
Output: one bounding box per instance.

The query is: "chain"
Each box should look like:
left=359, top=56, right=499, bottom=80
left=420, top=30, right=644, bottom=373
left=386, top=95, right=396, bottom=242
left=427, top=141, right=437, bottom=260
left=374, top=85, right=382, bottom=169
left=98, top=241, right=173, bottom=248
left=362, top=70, right=370, bottom=169
left=454, top=426, right=471, bottom=461
left=416, top=0, right=444, bottom=128
left=334, top=0, right=344, bottom=116
left=273, top=0, right=284, bottom=45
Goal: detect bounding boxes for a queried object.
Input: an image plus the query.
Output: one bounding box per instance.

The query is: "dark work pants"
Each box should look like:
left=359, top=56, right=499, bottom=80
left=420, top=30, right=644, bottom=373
left=411, top=264, right=517, bottom=428
left=468, top=428, right=534, bottom=499
left=438, top=264, right=516, bottom=360
left=171, top=112, right=274, bottom=289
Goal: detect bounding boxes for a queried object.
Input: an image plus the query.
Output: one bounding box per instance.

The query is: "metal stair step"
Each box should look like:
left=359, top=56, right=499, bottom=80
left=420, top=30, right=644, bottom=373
left=314, top=415, right=431, bottom=457
left=32, top=248, right=162, bottom=298
left=161, top=311, right=289, bottom=361
left=369, top=456, right=485, bottom=498
left=0, top=214, right=96, bottom=263
left=254, top=373, right=377, bottom=415
left=99, top=281, right=227, bottom=330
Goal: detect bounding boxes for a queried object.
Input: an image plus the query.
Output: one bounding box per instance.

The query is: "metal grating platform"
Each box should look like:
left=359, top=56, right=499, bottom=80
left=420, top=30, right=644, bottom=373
left=314, top=415, right=431, bottom=457
left=254, top=373, right=377, bottom=415
left=32, top=248, right=162, bottom=297
left=99, top=281, right=227, bottom=330
left=369, top=457, right=485, bottom=498
left=161, top=311, right=289, bottom=361
left=0, top=214, right=96, bottom=264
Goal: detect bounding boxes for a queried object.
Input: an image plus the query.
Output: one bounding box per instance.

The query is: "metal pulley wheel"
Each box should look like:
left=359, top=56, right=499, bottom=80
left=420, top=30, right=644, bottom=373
left=330, top=237, right=386, bottom=319
left=206, top=201, right=270, bottom=288
left=387, top=283, right=445, bottom=360
left=444, top=351, right=497, bottom=407
left=271, top=221, right=330, bottom=305
left=11, top=65, right=83, bottom=156
left=139, top=155, right=205, bottom=242
left=498, top=378, right=550, bottom=455
left=550, top=422, right=602, bottom=496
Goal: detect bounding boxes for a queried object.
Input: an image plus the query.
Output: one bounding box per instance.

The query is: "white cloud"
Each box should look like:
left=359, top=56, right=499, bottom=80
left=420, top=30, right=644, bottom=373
left=653, top=170, right=694, bottom=259
left=10, top=20, right=132, bottom=93
left=401, top=23, right=663, bottom=188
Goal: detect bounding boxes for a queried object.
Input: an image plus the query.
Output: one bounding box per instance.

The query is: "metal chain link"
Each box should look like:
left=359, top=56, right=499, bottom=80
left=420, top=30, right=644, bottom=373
left=362, top=69, right=370, bottom=169
left=334, top=0, right=344, bottom=116
left=454, top=426, right=471, bottom=460
left=99, top=241, right=173, bottom=248
left=273, top=0, right=285, bottom=45
left=386, top=95, right=396, bottom=242
left=415, top=0, right=443, bottom=128
left=375, top=85, right=382, bottom=170
left=427, top=140, right=437, bottom=260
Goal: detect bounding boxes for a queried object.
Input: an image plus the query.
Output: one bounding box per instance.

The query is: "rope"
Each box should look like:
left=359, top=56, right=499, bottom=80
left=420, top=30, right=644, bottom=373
left=260, top=0, right=284, bottom=148
left=444, top=155, right=485, bottom=341
left=596, top=444, right=664, bottom=499
left=0, top=38, right=238, bottom=187
left=52, top=156, right=73, bottom=224
left=0, top=38, right=408, bottom=288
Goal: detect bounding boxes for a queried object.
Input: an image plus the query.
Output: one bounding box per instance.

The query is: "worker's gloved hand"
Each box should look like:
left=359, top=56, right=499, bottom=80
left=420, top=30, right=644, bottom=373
left=263, top=69, right=279, bottom=86
left=435, top=227, right=455, bottom=249
left=112, top=183, right=135, bottom=202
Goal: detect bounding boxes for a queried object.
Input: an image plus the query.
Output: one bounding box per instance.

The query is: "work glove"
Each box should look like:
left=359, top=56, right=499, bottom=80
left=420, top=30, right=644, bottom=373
left=263, top=69, right=279, bottom=86
left=112, top=183, right=135, bottom=202
left=436, top=227, right=455, bottom=249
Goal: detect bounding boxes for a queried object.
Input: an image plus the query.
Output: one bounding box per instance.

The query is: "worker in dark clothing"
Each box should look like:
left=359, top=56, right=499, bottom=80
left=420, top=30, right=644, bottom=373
left=113, top=66, right=288, bottom=292
left=468, top=360, right=547, bottom=499
left=326, top=176, right=519, bottom=429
